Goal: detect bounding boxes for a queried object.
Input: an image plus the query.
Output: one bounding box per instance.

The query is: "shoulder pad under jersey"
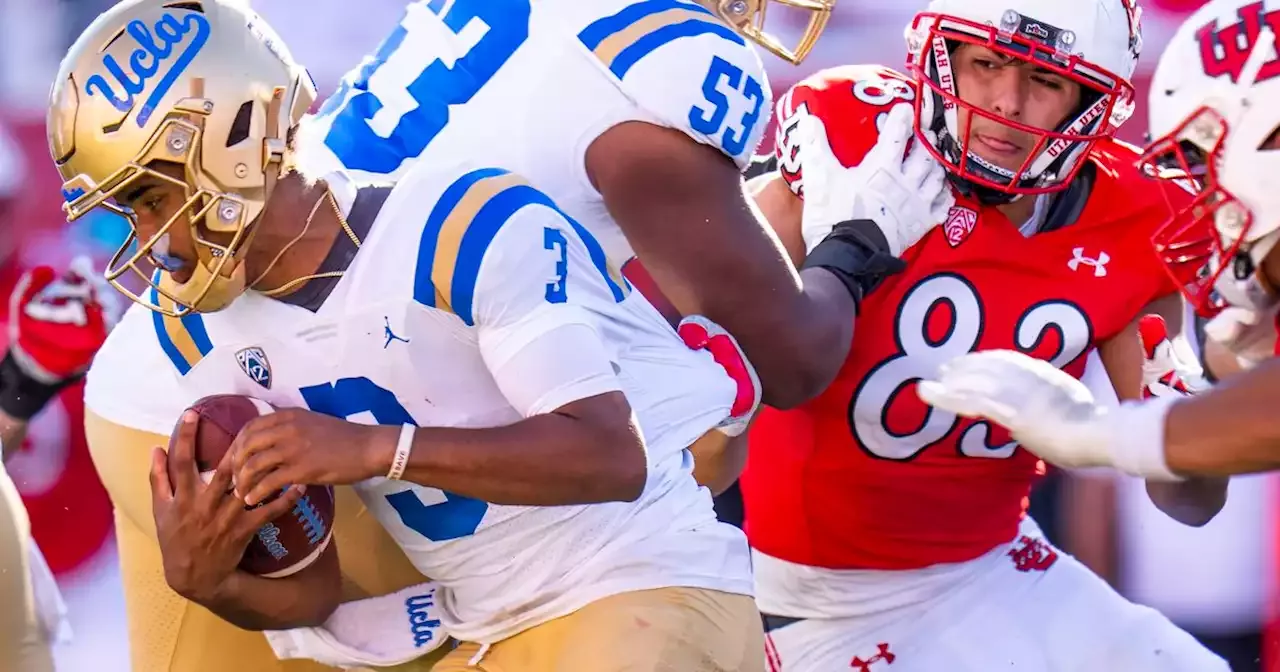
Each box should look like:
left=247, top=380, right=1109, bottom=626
left=84, top=303, right=192, bottom=435
left=401, top=163, right=631, bottom=327
left=1081, top=138, right=1188, bottom=299
left=774, top=65, right=917, bottom=196
left=572, top=0, right=771, bottom=168
left=1087, top=138, right=1195, bottom=226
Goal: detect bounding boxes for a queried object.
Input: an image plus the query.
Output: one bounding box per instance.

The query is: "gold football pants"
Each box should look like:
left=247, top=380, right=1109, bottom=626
left=0, top=463, right=55, bottom=672
left=434, top=587, right=764, bottom=672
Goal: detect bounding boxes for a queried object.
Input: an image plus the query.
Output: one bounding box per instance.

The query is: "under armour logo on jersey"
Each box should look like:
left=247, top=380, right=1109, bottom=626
left=1008, top=535, right=1059, bottom=573
left=1067, top=247, right=1109, bottom=276
left=851, top=643, right=895, bottom=671
left=235, top=346, right=272, bottom=389
left=943, top=206, right=977, bottom=247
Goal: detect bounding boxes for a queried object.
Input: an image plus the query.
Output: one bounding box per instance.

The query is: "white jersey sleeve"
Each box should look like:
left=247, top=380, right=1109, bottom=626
left=84, top=303, right=196, bottom=434
left=410, top=167, right=630, bottom=417
left=566, top=0, right=772, bottom=168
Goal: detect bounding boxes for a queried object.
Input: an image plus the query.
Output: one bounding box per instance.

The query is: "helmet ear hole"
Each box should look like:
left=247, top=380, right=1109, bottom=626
left=1259, top=123, right=1280, bottom=152
left=226, top=101, right=253, bottom=148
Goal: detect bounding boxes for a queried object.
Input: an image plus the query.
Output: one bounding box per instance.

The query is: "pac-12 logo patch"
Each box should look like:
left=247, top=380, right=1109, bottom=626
left=943, top=206, right=978, bottom=247
left=236, top=346, right=272, bottom=389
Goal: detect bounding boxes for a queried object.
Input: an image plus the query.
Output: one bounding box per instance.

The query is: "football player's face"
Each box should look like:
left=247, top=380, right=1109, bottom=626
left=952, top=44, right=1083, bottom=172
left=114, top=161, right=200, bottom=285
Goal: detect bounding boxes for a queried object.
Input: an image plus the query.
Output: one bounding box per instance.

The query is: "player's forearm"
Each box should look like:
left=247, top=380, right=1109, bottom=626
left=638, top=236, right=853, bottom=408
left=0, top=411, right=29, bottom=462
left=1096, top=319, right=1227, bottom=526
left=689, top=429, right=748, bottom=496
left=1163, top=358, right=1280, bottom=476
left=591, top=125, right=852, bottom=408
left=374, top=393, right=647, bottom=506
left=1144, top=479, right=1227, bottom=527
left=199, top=549, right=342, bottom=631
left=697, top=271, right=854, bottom=409
left=791, top=268, right=859, bottom=390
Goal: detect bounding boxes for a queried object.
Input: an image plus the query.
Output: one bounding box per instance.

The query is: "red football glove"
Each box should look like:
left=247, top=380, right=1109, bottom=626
left=1137, top=314, right=1194, bottom=398
left=677, top=315, right=762, bottom=437
left=9, top=256, right=114, bottom=381
left=0, top=257, right=115, bottom=420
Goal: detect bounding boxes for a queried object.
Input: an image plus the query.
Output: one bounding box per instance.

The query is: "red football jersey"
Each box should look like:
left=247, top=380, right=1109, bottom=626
left=742, top=66, right=1183, bottom=571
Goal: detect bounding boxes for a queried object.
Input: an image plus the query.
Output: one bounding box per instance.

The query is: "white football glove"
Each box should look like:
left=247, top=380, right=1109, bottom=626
left=1202, top=304, right=1278, bottom=372
left=917, top=350, right=1183, bottom=480
left=1139, top=314, right=1201, bottom=397
left=798, top=103, right=954, bottom=256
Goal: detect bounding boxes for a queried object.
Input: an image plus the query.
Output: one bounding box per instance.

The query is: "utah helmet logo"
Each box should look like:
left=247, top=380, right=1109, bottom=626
left=1196, top=2, right=1280, bottom=84
left=235, top=347, right=272, bottom=389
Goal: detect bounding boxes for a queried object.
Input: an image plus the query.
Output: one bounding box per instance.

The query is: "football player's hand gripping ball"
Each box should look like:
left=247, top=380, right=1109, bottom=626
left=230, top=409, right=389, bottom=506
left=150, top=411, right=303, bottom=602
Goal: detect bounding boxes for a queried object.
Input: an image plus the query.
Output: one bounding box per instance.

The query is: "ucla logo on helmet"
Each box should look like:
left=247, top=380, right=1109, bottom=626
left=235, top=347, right=272, bottom=389
left=84, top=9, right=212, bottom=127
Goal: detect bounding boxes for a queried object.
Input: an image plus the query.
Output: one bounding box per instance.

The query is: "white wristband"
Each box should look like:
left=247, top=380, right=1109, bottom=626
left=387, top=424, right=415, bottom=481
left=1104, top=395, right=1183, bottom=481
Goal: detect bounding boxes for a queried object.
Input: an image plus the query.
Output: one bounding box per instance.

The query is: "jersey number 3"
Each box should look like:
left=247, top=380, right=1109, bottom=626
left=299, top=377, right=487, bottom=541
left=320, top=0, right=531, bottom=175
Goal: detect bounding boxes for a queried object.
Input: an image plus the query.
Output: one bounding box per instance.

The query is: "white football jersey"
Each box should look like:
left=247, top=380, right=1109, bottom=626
left=84, top=157, right=752, bottom=644
left=296, top=0, right=771, bottom=263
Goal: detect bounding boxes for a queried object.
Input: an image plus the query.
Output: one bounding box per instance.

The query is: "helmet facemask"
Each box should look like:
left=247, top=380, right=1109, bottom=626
left=705, top=0, right=835, bottom=64
left=61, top=84, right=293, bottom=317
left=1143, top=105, right=1280, bottom=316
left=906, top=10, right=1136, bottom=202
left=1142, top=26, right=1280, bottom=317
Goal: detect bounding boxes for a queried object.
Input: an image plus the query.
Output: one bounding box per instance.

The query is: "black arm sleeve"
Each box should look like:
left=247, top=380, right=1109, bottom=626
left=743, top=153, right=778, bottom=181
left=800, top=219, right=906, bottom=307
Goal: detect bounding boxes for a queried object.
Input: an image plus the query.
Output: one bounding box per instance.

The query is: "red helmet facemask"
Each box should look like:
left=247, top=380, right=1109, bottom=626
left=1140, top=105, right=1269, bottom=317
left=907, top=11, right=1136, bottom=201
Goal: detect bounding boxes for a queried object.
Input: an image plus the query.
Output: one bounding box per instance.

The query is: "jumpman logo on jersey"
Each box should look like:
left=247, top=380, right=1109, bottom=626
left=383, top=317, right=410, bottom=348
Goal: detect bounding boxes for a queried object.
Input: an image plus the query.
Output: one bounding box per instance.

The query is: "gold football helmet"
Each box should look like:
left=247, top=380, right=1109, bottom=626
left=701, top=0, right=835, bottom=64
left=48, top=0, right=316, bottom=316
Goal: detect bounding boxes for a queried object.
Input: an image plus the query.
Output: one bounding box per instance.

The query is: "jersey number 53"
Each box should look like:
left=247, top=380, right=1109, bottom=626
left=689, top=55, right=765, bottom=157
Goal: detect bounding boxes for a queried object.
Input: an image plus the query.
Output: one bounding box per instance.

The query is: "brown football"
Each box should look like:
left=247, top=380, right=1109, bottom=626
left=170, top=394, right=336, bottom=578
